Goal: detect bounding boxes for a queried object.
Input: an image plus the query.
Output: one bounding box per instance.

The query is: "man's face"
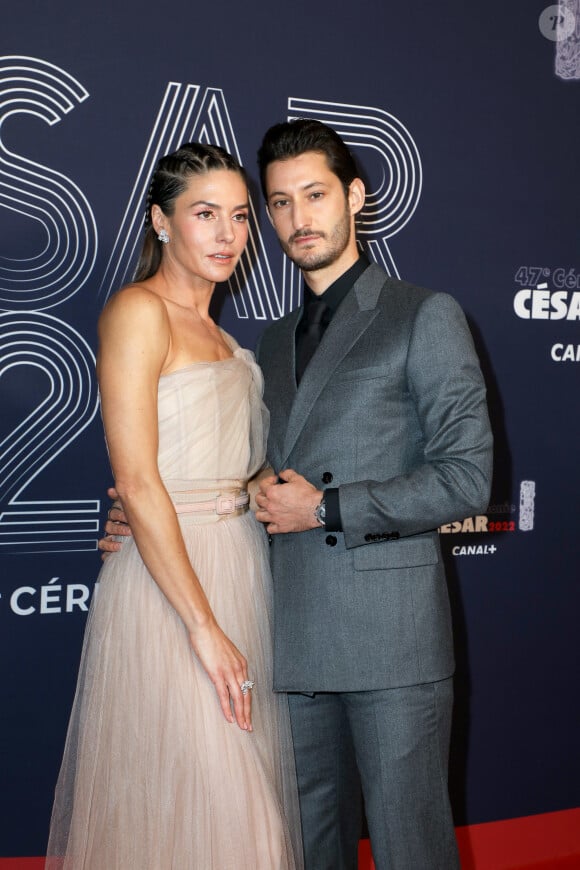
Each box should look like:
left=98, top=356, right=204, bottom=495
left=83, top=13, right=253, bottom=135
left=265, top=151, right=358, bottom=273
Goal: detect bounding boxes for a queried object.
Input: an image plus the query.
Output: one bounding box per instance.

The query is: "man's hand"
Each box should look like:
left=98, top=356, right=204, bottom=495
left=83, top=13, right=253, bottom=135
left=97, top=486, right=132, bottom=559
left=255, top=469, right=323, bottom=534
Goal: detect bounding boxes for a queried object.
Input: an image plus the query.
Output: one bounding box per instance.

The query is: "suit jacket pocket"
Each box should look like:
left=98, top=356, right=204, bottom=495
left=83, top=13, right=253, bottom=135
left=354, top=536, right=439, bottom=571
left=334, top=364, right=390, bottom=383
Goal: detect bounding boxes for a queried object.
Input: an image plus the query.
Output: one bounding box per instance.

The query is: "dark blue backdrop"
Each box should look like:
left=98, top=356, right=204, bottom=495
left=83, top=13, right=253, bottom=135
left=1, top=0, right=579, bottom=856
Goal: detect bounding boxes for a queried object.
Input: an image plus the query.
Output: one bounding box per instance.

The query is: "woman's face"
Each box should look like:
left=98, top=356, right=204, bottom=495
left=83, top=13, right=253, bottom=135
left=158, top=169, right=249, bottom=285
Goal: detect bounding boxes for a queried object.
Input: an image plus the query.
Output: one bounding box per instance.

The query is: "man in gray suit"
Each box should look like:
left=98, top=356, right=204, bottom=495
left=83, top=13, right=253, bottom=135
left=253, top=119, right=493, bottom=870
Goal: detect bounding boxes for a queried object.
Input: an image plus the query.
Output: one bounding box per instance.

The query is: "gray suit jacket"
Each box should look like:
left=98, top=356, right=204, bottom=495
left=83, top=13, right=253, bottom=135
left=257, top=263, right=493, bottom=692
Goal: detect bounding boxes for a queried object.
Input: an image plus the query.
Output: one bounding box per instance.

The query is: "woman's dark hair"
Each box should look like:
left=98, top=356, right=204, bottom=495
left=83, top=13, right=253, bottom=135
left=134, top=142, right=247, bottom=282
left=257, top=119, right=358, bottom=200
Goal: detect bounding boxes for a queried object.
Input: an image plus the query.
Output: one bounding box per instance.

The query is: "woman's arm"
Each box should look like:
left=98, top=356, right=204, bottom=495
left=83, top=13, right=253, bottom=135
left=98, top=286, right=252, bottom=730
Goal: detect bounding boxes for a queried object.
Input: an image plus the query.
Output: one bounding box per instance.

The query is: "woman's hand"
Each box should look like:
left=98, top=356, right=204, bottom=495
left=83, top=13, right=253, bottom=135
left=189, top=619, right=253, bottom=731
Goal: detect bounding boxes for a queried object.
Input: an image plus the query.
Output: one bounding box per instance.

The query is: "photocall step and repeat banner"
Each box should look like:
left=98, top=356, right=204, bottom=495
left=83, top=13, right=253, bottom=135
left=1, top=0, right=579, bottom=858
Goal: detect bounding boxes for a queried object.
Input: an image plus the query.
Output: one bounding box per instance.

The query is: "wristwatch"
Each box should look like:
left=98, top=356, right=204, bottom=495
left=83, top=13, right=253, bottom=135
left=314, top=495, right=326, bottom=527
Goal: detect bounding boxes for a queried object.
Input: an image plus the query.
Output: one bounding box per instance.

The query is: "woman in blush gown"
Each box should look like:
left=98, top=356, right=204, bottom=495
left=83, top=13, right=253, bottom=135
left=46, top=143, right=303, bottom=870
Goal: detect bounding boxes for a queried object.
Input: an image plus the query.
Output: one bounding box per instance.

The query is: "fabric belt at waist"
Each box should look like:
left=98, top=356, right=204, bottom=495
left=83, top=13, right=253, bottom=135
left=174, top=490, right=249, bottom=517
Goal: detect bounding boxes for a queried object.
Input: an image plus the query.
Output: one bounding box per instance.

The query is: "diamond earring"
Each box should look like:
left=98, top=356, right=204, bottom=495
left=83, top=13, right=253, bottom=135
left=158, top=229, right=170, bottom=244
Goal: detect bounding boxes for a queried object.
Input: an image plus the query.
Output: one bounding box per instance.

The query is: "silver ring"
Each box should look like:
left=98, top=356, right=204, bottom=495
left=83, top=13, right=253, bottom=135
left=240, top=680, right=255, bottom=695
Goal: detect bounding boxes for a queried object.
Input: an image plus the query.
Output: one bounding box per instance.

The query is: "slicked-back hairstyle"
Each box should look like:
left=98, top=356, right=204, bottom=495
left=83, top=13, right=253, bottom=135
left=134, top=142, right=247, bottom=282
left=257, top=119, right=358, bottom=200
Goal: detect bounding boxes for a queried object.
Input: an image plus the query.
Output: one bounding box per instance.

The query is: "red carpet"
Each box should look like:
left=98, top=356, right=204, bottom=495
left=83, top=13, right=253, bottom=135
left=3, top=809, right=579, bottom=869
left=454, top=809, right=580, bottom=870
left=358, top=808, right=580, bottom=869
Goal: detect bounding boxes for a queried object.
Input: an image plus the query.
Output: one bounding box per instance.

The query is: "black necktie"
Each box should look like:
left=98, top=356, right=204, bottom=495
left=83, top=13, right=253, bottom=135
left=296, top=298, right=328, bottom=384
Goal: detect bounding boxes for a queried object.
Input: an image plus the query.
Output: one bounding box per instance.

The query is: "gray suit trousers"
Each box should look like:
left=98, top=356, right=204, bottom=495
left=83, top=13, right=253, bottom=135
left=288, top=679, right=460, bottom=870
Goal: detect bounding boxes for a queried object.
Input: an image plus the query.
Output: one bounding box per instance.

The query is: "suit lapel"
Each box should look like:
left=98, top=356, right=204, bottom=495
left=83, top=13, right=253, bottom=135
left=264, top=306, right=301, bottom=470
left=281, top=264, right=386, bottom=463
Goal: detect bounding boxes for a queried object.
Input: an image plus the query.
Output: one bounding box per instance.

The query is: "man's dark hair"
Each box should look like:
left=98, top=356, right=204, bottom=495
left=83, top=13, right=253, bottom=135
left=257, top=119, right=358, bottom=199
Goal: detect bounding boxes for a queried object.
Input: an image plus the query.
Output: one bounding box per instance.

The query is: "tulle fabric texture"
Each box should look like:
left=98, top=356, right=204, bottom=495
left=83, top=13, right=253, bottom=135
left=46, top=346, right=303, bottom=869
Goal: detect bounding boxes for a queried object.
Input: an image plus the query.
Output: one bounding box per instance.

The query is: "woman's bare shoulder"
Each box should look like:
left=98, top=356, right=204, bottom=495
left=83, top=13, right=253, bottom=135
left=99, top=283, right=169, bottom=331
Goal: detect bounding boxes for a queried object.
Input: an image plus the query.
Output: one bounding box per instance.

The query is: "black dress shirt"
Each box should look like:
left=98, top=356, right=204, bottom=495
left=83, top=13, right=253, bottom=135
left=295, top=255, right=369, bottom=531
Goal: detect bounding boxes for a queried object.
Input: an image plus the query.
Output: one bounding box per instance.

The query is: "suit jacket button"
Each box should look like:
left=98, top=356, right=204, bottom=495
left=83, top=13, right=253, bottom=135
left=325, top=535, right=337, bottom=546
left=364, top=533, right=373, bottom=542
left=322, top=471, right=333, bottom=484
left=392, top=531, right=400, bottom=539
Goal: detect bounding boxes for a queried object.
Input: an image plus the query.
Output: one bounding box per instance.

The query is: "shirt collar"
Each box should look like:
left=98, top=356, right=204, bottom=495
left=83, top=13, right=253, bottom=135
left=303, top=254, right=370, bottom=315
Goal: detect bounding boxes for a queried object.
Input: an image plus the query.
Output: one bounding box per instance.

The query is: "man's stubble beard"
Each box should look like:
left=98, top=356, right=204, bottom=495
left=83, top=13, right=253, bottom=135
left=281, top=203, right=352, bottom=273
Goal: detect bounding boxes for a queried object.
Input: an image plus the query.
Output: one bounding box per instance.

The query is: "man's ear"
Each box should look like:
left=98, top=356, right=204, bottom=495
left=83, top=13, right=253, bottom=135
left=348, top=178, right=365, bottom=216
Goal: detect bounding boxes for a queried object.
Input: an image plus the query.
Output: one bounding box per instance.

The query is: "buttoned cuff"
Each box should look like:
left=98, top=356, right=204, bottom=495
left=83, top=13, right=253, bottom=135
left=324, top=488, right=342, bottom=531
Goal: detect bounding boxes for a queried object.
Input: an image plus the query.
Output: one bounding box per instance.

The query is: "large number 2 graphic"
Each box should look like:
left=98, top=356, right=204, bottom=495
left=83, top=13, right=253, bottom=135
left=0, top=313, right=99, bottom=551
left=0, top=57, right=99, bottom=552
